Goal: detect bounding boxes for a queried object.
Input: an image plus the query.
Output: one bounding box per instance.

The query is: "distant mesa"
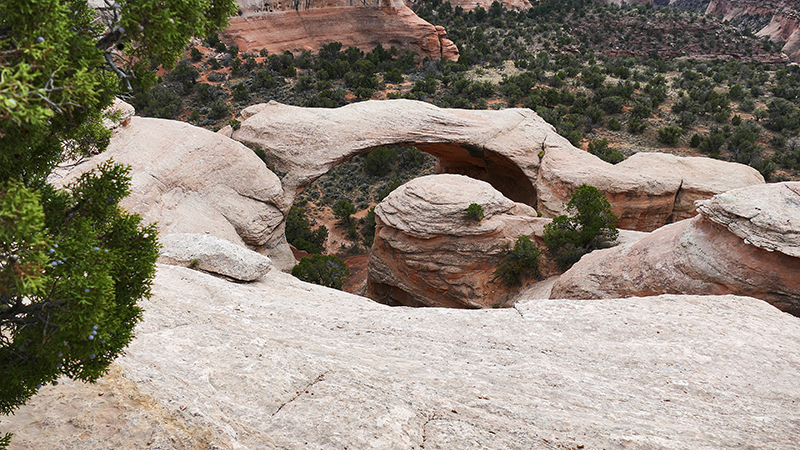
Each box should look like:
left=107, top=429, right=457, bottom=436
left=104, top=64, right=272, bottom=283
left=221, top=0, right=458, bottom=60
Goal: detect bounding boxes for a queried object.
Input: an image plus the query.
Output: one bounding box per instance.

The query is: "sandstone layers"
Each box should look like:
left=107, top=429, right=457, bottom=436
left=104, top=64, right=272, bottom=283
left=51, top=117, right=296, bottom=270
left=5, top=264, right=800, bottom=449
left=551, top=182, right=800, bottom=316
left=222, top=0, right=459, bottom=60
left=233, top=99, right=764, bottom=232
left=367, top=174, right=551, bottom=308
left=707, top=0, right=800, bottom=62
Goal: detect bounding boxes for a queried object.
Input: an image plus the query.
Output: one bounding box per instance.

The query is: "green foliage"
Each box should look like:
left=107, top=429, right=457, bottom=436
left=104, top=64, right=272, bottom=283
left=657, top=125, right=682, bottom=146
left=333, top=199, right=356, bottom=224
left=363, top=147, right=397, bottom=177
left=0, top=0, right=236, bottom=437
left=285, top=204, right=328, bottom=254
left=1, top=162, right=159, bottom=415
left=587, top=139, right=624, bottom=164
left=291, top=254, right=349, bottom=290
left=493, top=235, right=542, bottom=286
left=465, top=203, right=485, bottom=222
left=543, top=184, right=618, bottom=270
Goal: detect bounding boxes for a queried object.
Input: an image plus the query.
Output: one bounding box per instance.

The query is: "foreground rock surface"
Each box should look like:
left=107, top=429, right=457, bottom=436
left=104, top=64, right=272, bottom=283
left=51, top=117, right=295, bottom=270
left=233, top=99, right=763, bottom=232
left=552, top=182, right=800, bottom=316
left=158, top=233, right=272, bottom=281
left=368, top=174, right=550, bottom=308
left=5, top=264, right=800, bottom=449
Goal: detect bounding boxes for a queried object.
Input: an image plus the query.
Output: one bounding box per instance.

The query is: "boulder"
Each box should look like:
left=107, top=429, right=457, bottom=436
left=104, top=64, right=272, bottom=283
left=5, top=264, right=800, bottom=449
left=551, top=182, right=800, bottom=316
left=222, top=0, right=459, bottom=61
left=232, top=99, right=764, bottom=232
left=367, top=174, right=554, bottom=308
left=50, top=117, right=295, bottom=271
left=158, top=233, right=272, bottom=281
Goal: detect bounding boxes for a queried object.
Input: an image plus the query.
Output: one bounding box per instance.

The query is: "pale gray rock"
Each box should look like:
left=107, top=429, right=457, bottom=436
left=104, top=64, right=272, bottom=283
left=551, top=182, right=800, bottom=315
left=696, top=181, right=800, bottom=258
left=102, top=97, right=135, bottom=130
left=5, top=264, right=800, bottom=449
left=49, top=117, right=295, bottom=271
left=158, top=233, right=272, bottom=281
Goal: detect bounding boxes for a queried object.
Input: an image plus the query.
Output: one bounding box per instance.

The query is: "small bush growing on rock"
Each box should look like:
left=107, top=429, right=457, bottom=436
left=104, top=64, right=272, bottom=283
left=543, top=184, right=618, bottom=270
left=465, top=203, right=485, bottom=222
left=494, top=236, right=542, bottom=286
left=291, top=254, right=350, bottom=290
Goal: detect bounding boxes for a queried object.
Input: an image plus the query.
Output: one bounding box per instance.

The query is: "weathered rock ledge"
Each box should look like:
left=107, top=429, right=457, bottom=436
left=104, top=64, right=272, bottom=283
left=5, top=264, right=800, bottom=449
left=367, top=174, right=550, bottom=308
left=551, top=182, right=800, bottom=316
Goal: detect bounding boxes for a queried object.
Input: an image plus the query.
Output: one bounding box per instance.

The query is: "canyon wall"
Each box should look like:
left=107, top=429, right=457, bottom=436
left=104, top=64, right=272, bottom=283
left=706, top=0, right=800, bottom=61
left=221, top=0, right=458, bottom=60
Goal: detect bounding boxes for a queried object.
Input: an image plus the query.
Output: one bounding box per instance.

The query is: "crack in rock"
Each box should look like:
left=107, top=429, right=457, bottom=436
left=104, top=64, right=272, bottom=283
left=272, top=372, right=326, bottom=417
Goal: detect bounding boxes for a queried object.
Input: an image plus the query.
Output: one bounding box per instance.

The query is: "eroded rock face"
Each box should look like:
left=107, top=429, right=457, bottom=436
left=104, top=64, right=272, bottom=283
left=5, top=264, right=800, bottom=449
left=232, top=99, right=764, bottom=232
left=707, top=0, right=800, bottom=62
left=367, top=174, right=553, bottom=308
left=158, top=233, right=273, bottom=281
left=51, top=117, right=294, bottom=269
left=551, top=182, right=800, bottom=316
left=536, top=147, right=765, bottom=231
left=222, top=0, right=459, bottom=61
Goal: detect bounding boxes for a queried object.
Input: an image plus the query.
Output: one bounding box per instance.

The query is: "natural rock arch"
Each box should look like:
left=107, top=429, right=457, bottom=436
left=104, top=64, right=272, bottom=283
left=231, top=99, right=765, bottom=232
left=232, top=100, right=549, bottom=209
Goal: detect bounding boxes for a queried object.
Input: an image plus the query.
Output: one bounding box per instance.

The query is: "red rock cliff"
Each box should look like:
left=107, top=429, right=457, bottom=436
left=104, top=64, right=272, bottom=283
left=221, top=0, right=459, bottom=60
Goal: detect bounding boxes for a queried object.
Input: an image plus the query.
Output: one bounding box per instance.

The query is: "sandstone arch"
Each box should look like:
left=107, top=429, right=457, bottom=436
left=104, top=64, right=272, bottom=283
left=231, top=99, right=765, bottom=232
left=232, top=100, right=550, bottom=209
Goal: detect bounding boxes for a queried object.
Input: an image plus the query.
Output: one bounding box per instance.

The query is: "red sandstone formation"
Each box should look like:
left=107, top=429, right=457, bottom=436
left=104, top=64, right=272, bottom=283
left=221, top=0, right=458, bottom=60
left=707, top=0, right=800, bottom=62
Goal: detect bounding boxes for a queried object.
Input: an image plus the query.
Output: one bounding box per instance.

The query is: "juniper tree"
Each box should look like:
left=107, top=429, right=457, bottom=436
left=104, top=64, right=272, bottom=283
left=0, top=0, right=237, bottom=440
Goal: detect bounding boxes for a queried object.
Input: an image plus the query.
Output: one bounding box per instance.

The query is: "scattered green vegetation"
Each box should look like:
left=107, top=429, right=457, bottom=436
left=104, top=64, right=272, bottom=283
left=493, top=235, right=542, bottom=286
left=465, top=203, right=485, bottom=222
left=543, top=184, right=619, bottom=270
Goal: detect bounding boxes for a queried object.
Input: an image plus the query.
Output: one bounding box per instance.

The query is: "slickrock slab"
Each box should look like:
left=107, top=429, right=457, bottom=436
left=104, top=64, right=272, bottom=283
left=50, top=117, right=295, bottom=270
left=368, top=174, right=551, bottom=308
left=158, top=233, right=272, bottom=281
left=551, top=182, right=800, bottom=315
left=5, top=264, right=800, bottom=449
left=696, top=181, right=800, bottom=258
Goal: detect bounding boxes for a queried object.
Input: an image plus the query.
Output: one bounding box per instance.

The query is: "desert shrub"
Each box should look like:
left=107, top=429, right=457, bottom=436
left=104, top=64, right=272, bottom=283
left=333, top=199, right=356, bottom=224
left=291, top=254, right=349, bottom=290
left=543, top=184, right=618, bottom=270
left=587, top=139, right=624, bottom=164
left=493, top=235, right=542, bottom=286
left=363, top=147, right=397, bottom=177
left=285, top=204, right=328, bottom=254
left=657, top=126, right=682, bottom=146
left=465, top=203, right=485, bottom=221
